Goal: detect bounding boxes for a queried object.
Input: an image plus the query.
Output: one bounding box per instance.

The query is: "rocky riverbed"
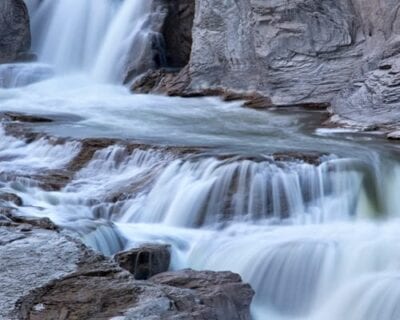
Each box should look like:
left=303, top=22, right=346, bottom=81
left=2, top=1, right=400, bottom=319
left=0, top=210, right=254, bottom=320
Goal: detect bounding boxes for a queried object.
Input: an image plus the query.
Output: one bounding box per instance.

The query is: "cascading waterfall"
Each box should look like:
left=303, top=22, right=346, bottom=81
left=2, top=2, right=400, bottom=320
left=2, top=125, right=400, bottom=319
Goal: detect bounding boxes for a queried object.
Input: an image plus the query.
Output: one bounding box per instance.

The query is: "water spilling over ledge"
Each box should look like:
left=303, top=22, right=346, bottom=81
left=1, top=122, right=400, bottom=319
left=1, top=0, right=400, bottom=319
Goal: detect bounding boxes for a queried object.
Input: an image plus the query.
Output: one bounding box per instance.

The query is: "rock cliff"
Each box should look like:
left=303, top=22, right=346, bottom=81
left=135, top=0, right=400, bottom=131
left=0, top=0, right=31, bottom=64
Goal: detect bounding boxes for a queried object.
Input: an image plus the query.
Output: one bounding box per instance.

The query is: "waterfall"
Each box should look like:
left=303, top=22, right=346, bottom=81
left=2, top=126, right=400, bottom=320
left=3, top=3, right=400, bottom=320
left=24, top=0, right=156, bottom=83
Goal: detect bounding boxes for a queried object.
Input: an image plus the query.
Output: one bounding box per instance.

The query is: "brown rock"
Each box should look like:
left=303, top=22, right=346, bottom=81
left=151, top=269, right=255, bottom=320
left=0, top=193, right=23, bottom=206
left=115, top=244, right=171, bottom=280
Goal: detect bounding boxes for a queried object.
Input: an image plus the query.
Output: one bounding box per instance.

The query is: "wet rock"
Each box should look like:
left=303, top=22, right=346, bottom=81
left=387, top=131, right=400, bottom=140
left=10, top=215, right=58, bottom=231
left=3, top=112, right=53, bottom=123
left=0, top=0, right=31, bottom=64
left=66, top=138, right=115, bottom=172
left=0, top=223, right=254, bottom=320
left=0, top=192, right=23, bottom=206
left=115, top=244, right=171, bottom=280
left=272, top=151, right=327, bottom=165
left=151, top=269, right=255, bottom=320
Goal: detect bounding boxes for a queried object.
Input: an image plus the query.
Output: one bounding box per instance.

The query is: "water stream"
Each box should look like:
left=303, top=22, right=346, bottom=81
left=1, top=1, right=400, bottom=319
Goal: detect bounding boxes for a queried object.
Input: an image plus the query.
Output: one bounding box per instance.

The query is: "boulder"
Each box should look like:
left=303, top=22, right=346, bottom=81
left=114, top=243, right=171, bottom=280
left=0, top=0, right=31, bottom=64
left=151, top=269, right=255, bottom=320
left=0, top=220, right=254, bottom=320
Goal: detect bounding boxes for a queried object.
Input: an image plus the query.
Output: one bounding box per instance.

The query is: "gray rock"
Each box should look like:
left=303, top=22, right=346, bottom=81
left=184, top=0, right=397, bottom=105
left=332, top=53, right=400, bottom=129
left=0, top=220, right=254, bottom=320
left=133, top=0, right=400, bottom=130
left=0, top=0, right=31, bottom=64
left=114, top=243, right=171, bottom=280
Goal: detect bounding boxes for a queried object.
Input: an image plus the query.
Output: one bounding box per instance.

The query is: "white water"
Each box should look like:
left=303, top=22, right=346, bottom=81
left=24, top=0, right=154, bottom=82
left=1, top=1, right=400, bottom=319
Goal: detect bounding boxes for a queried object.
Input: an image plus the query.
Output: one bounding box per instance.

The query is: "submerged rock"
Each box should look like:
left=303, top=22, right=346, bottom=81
left=0, top=217, right=254, bottom=320
left=0, top=192, right=23, bottom=206
left=0, top=0, right=31, bottom=64
left=115, top=244, right=171, bottom=280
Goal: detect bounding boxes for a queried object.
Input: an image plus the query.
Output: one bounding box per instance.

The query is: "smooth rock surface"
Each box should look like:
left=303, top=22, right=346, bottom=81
left=0, top=0, right=31, bottom=64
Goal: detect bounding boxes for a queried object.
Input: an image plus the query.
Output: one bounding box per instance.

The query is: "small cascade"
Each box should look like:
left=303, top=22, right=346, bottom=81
left=118, top=155, right=378, bottom=226
left=0, top=126, right=81, bottom=174
left=1, top=127, right=400, bottom=319
left=186, top=222, right=400, bottom=319
left=0, top=63, right=54, bottom=88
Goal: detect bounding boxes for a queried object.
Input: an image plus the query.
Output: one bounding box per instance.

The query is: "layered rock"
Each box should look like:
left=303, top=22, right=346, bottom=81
left=0, top=0, right=31, bottom=64
left=132, top=0, right=400, bottom=129
left=0, top=213, right=254, bottom=320
left=332, top=52, right=400, bottom=131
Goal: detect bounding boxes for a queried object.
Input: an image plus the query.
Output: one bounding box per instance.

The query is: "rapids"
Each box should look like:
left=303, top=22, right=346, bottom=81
left=1, top=1, right=400, bottom=319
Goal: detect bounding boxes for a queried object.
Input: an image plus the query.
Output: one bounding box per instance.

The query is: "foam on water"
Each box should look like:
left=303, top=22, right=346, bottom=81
left=1, top=2, right=400, bottom=319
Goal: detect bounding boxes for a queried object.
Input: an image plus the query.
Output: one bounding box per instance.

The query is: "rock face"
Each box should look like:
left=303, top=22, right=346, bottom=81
left=133, top=0, right=400, bottom=129
left=0, top=213, right=254, bottom=320
left=158, top=0, right=195, bottom=69
left=115, top=244, right=171, bottom=280
left=151, top=269, right=254, bottom=320
left=0, top=0, right=31, bottom=64
left=332, top=53, right=400, bottom=129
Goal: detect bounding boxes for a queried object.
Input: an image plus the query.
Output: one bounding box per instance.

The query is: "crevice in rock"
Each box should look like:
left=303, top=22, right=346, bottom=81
left=160, top=0, right=195, bottom=70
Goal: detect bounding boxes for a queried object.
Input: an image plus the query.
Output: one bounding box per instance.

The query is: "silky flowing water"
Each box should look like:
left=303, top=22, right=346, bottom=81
left=1, top=1, right=400, bottom=319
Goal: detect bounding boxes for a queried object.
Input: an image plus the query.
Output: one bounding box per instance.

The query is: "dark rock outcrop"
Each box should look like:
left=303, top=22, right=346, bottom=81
left=0, top=0, right=31, bottom=64
left=151, top=269, right=254, bottom=320
left=0, top=192, right=23, bottom=206
left=115, top=243, right=171, bottom=280
left=0, top=216, right=254, bottom=320
left=157, top=0, right=195, bottom=69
